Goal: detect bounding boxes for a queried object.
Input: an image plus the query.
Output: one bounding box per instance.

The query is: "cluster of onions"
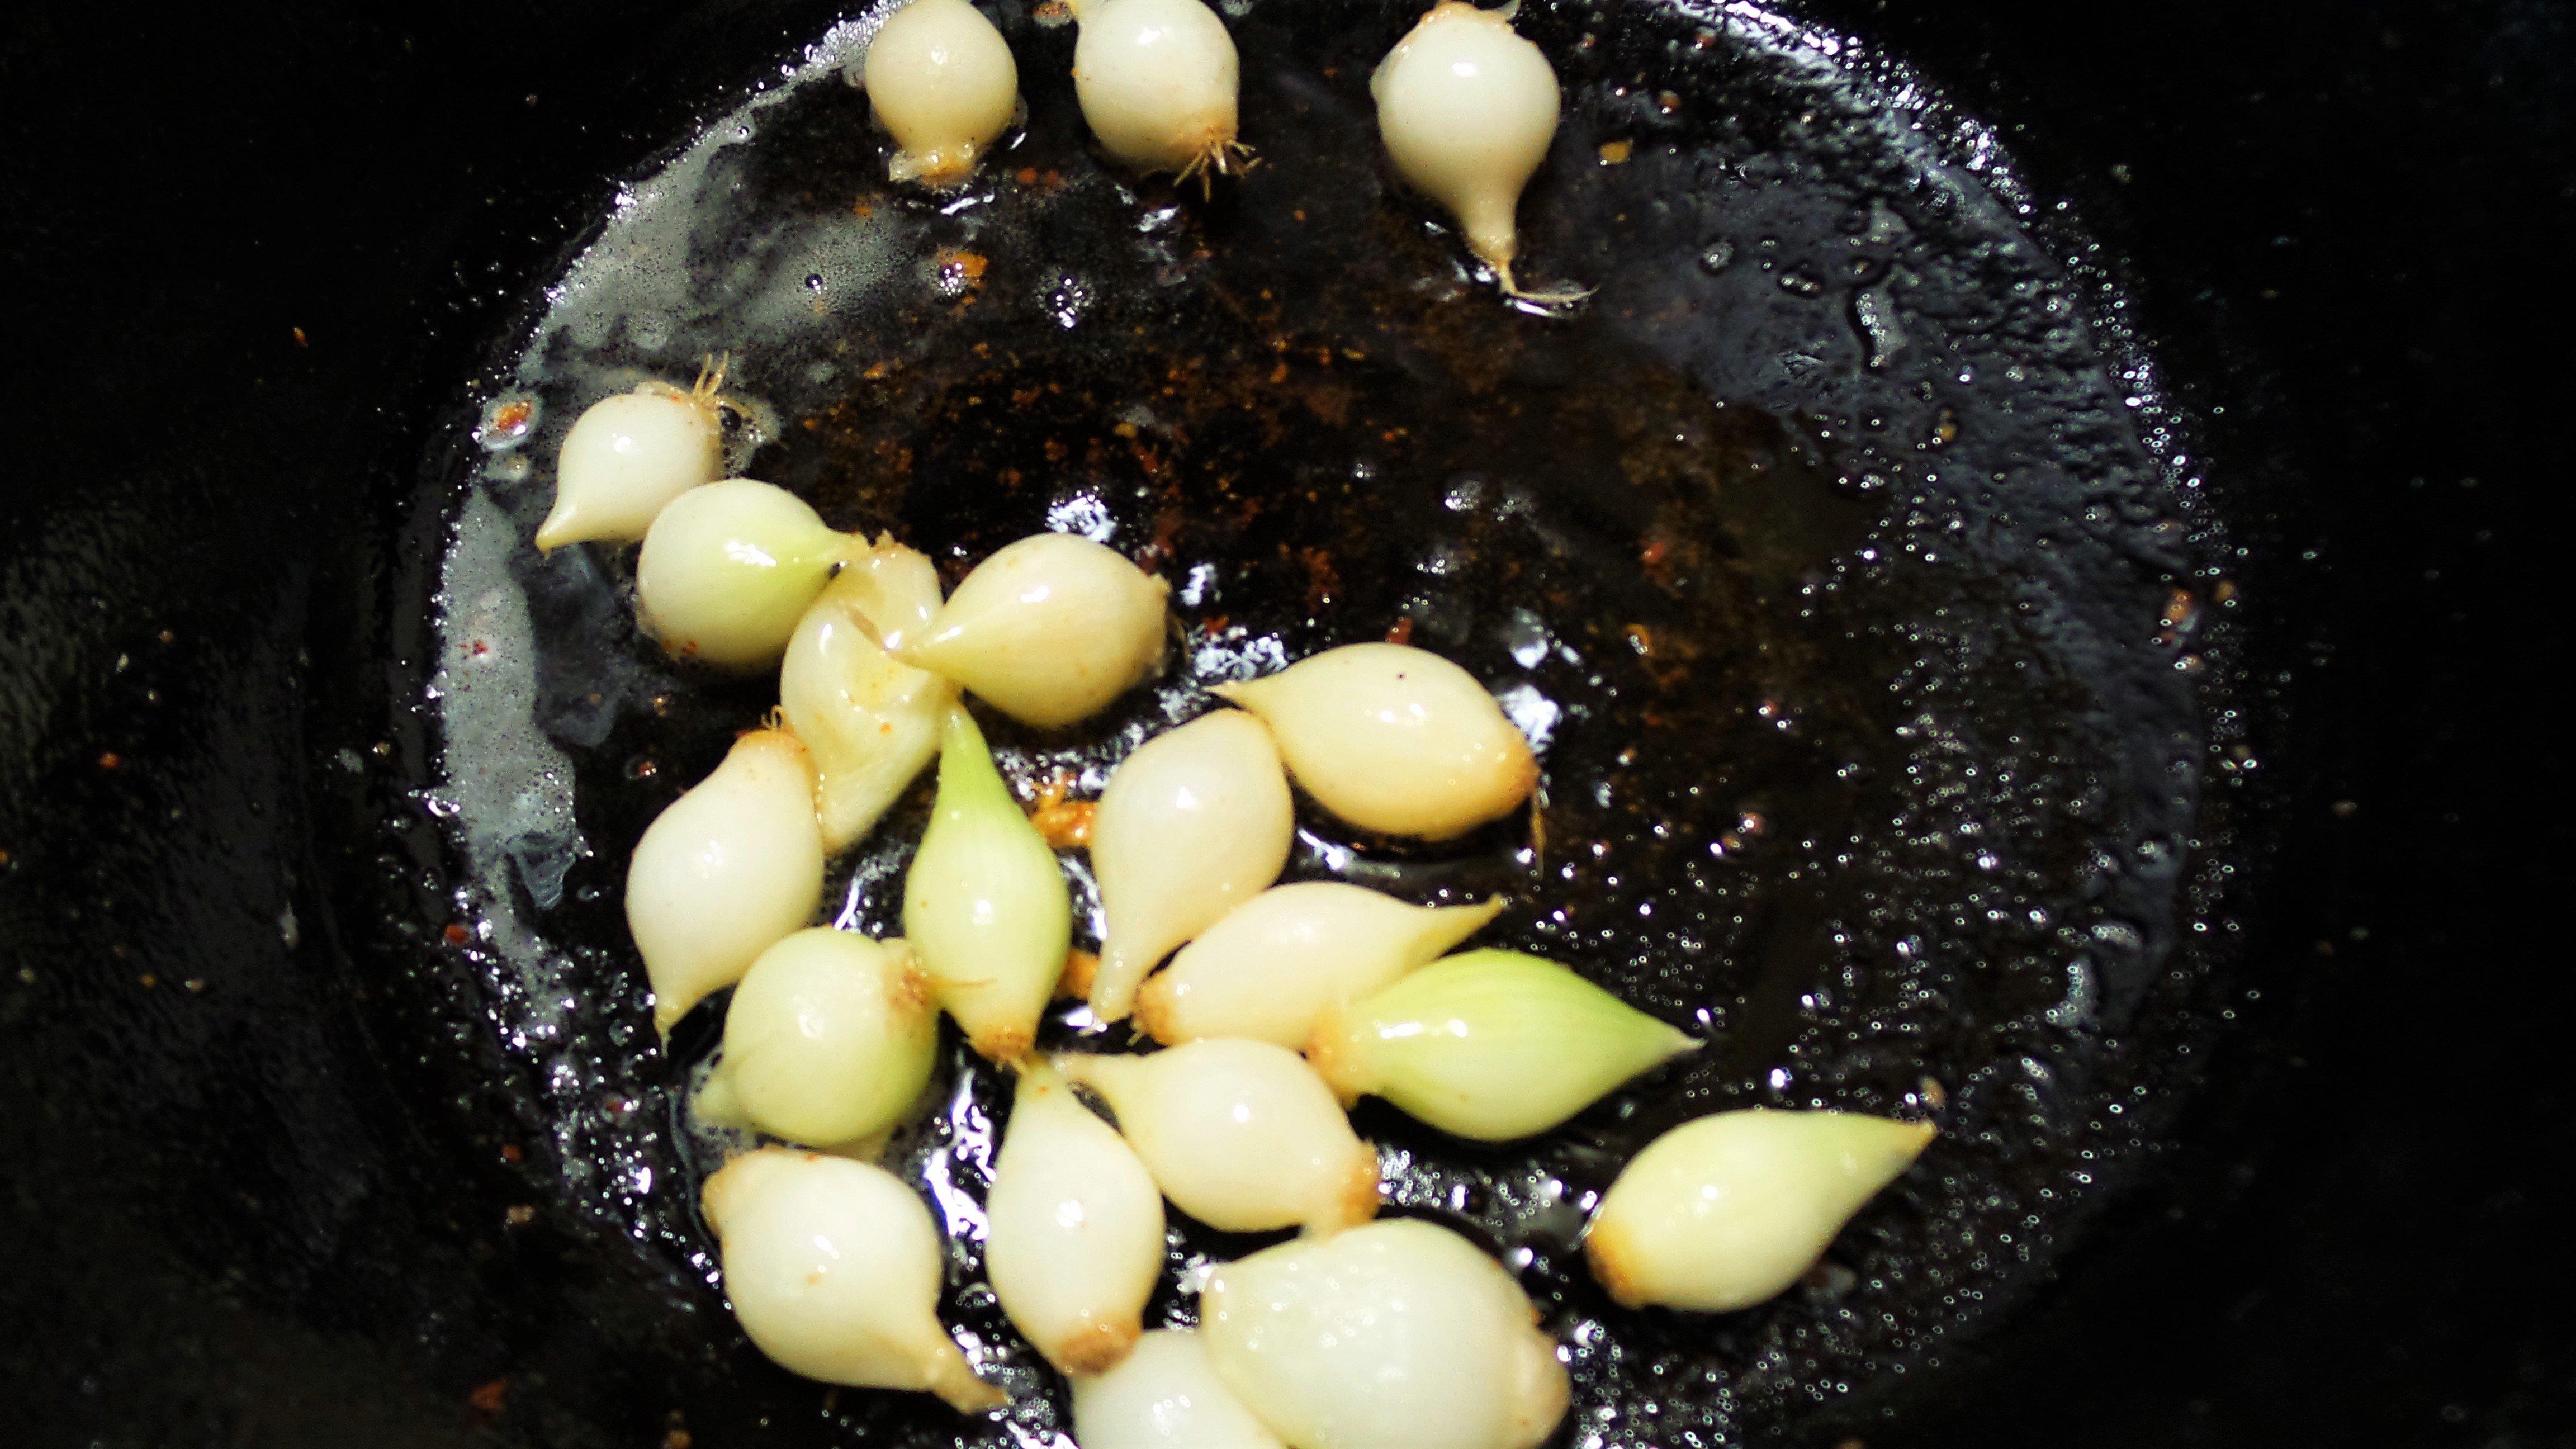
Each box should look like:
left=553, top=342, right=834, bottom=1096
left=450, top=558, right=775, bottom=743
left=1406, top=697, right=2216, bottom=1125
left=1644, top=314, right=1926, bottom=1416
left=853, top=0, right=1588, bottom=296
left=531, top=349, right=1922, bottom=1446
left=857, top=0, right=1249, bottom=190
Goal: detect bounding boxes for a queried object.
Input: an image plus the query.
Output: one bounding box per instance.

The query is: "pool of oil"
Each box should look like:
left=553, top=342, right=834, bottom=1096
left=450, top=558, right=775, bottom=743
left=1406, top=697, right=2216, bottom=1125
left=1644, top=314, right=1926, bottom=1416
left=423, top=0, right=2245, bottom=1443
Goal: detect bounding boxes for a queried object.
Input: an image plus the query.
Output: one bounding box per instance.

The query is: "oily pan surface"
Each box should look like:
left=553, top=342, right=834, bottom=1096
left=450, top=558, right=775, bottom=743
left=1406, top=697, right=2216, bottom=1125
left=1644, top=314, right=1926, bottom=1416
left=420, top=0, right=2243, bottom=1443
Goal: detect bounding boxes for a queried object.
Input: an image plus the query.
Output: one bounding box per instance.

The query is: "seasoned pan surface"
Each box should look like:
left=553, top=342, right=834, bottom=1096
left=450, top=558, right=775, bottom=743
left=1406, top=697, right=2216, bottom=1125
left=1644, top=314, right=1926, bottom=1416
left=416, top=1, right=2243, bottom=1443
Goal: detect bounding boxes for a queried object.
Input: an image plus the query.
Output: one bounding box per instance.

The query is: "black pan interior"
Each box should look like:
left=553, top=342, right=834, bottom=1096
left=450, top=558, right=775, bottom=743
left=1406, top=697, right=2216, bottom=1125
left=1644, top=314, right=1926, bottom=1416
left=419, top=0, right=2241, bottom=1443
left=6, top=0, right=2564, bottom=1446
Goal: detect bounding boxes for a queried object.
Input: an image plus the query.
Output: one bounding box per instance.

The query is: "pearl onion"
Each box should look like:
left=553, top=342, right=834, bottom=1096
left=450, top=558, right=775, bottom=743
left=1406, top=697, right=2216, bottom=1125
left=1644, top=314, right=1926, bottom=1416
left=866, top=0, right=1021, bottom=188
left=986, top=1063, right=1166, bottom=1375
left=536, top=377, right=726, bottom=550
left=779, top=538, right=958, bottom=853
left=903, top=532, right=1170, bottom=728
left=626, top=728, right=823, bottom=1035
left=693, top=929, right=937, bottom=1149
left=1214, top=642, right=1537, bottom=840
left=636, top=480, right=858, bottom=671
left=701, top=1149, right=1005, bottom=1412
left=1073, top=1330, right=1285, bottom=1449
left=1201, top=1218, right=1569, bottom=1449
left=1071, top=0, right=1249, bottom=181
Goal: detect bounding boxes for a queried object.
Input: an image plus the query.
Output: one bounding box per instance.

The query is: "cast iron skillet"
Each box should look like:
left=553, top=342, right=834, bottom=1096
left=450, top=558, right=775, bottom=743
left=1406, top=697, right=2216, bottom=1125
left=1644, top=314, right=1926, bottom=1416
left=1, top=1, right=2566, bottom=1446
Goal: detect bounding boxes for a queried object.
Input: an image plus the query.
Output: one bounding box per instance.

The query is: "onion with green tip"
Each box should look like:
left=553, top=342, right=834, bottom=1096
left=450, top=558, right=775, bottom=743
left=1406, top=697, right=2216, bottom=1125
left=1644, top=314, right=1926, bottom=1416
left=692, top=928, right=938, bottom=1149
left=900, top=707, right=1072, bottom=1061
left=1305, top=949, right=1697, bottom=1142
left=1583, top=1108, right=1936, bottom=1313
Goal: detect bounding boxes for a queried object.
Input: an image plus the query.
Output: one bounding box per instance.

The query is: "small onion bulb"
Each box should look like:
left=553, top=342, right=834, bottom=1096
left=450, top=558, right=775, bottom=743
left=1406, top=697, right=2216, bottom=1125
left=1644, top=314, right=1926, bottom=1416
left=779, top=537, right=959, bottom=853
left=901, top=532, right=1170, bottom=729
left=1214, top=642, right=1537, bottom=840
left=1071, top=0, right=1251, bottom=183
left=1370, top=2, right=1585, bottom=302
left=1086, top=709, right=1292, bottom=1023
left=1306, top=949, right=1698, bottom=1142
left=626, top=728, right=825, bottom=1035
left=700, top=1149, right=1006, bottom=1412
left=1052, top=1040, right=1379, bottom=1236
left=637, top=480, right=860, bottom=670
left=1201, top=1218, right=1570, bottom=1449
left=693, top=929, right=937, bottom=1149
left=986, top=1062, right=1167, bottom=1375
left=1134, top=883, right=1505, bottom=1049
left=536, top=369, right=728, bottom=551
left=1073, top=1330, right=1286, bottom=1449
left=1584, top=1108, right=1936, bottom=1313
left=900, top=706, right=1072, bottom=1061
left=866, top=0, right=1021, bottom=188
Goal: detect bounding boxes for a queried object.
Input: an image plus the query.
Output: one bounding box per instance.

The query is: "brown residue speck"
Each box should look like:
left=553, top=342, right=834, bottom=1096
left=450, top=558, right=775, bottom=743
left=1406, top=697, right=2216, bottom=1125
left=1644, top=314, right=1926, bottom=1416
left=468, top=1378, right=509, bottom=1417
left=1298, top=546, right=1341, bottom=612
left=443, top=923, right=472, bottom=947
left=291, top=326, right=309, bottom=347
left=1027, top=775, right=1096, bottom=848
left=1057, top=948, right=1099, bottom=1001
left=1598, top=139, right=1634, bottom=164
left=1384, top=617, right=1415, bottom=645
left=97, top=752, right=120, bottom=770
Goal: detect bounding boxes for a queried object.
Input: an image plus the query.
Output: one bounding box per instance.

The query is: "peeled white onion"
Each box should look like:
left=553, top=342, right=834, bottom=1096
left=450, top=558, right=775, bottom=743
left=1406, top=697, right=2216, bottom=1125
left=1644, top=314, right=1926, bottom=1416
left=1134, top=883, right=1504, bottom=1049
left=1073, top=1330, right=1286, bottom=1449
left=700, top=1149, right=1005, bottom=1412
left=900, top=706, right=1072, bottom=1061
left=693, top=929, right=937, bottom=1149
left=901, top=532, right=1170, bottom=729
left=1053, top=1039, right=1378, bottom=1236
left=1201, top=1218, right=1569, bottom=1449
left=779, top=538, right=958, bottom=853
left=637, top=479, right=859, bottom=670
left=1214, top=642, right=1537, bottom=840
left=535, top=373, right=727, bottom=551
left=1584, top=1108, right=1936, bottom=1313
left=1071, top=0, right=1249, bottom=182
left=1307, top=948, right=1697, bottom=1142
left=866, top=0, right=1021, bottom=188
left=1370, top=2, right=1584, bottom=302
left=986, top=1062, right=1166, bottom=1375
left=1086, top=709, right=1292, bottom=1022
left=627, top=728, right=825, bottom=1035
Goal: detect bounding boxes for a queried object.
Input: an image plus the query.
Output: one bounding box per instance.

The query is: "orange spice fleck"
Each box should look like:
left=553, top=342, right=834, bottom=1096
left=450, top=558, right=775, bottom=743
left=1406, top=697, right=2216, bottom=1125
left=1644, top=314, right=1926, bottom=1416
left=1055, top=948, right=1100, bottom=1000
left=291, top=326, right=310, bottom=347
left=443, top=923, right=472, bottom=946
left=97, top=752, right=120, bottom=770
left=1640, top=536, right=1671, bottom=567
left=1384, top=617, right=1415, bottom=645
left=1598, top=139, right=1634, bottom=164
left=468, top=1379, right=509, bottom=1415
left=1027, top=775, right=1097, bottom=849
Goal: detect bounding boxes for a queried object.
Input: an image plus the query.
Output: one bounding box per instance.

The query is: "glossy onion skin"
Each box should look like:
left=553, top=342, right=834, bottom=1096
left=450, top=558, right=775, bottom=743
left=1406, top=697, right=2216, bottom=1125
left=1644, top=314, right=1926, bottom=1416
left=537, top=384, right=724, bottom=550
left=1201, top=1218, right=1570, bottom=1449
left=779, top=540, right=957, bottom=853
left=866, top=0, right=1021, bottom=188
left=1053, top=1040, right=1380, bottom=1236
left=1306, top=948, right=1698, bottom=1142
left=1134, top=883, right=1505, bottom=1049
left=695, top=928, right=938, bottom=1149
left=636, top=479, right=855, bottom=670
left=700, top=1149, right=1006, bottom=1412
left=1370, top=2, right=1562, bottom=278
left=1087, top=709, right=1292, bottom=1022
left=1071, top=0, right=1243, bottom=176
left=903, top=532, right=1170, bottom=729
left=1215, top=643, right=1537, bottom=840
left=986, top=1064, right=1167, bottom=1375
left=626, top=728, right=825, bottom=1035
left=900, top=706, right=1072, bottom=1061
left=1072, top=1330, right=1286, bottom=1449
left=1584, top=1108, right=1936, bottom=1313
